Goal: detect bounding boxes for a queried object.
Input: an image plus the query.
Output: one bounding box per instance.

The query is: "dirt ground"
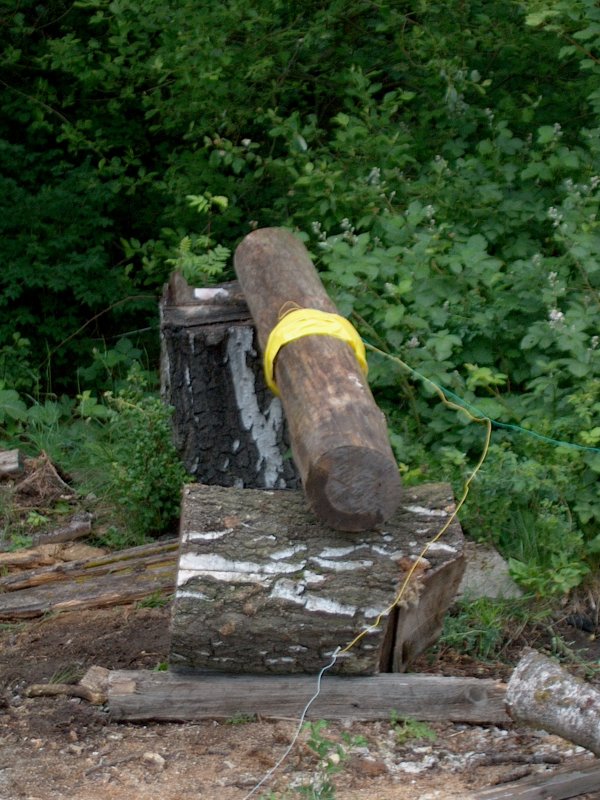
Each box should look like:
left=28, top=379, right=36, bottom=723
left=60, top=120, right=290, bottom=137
left=0, top=604, right=598, bottom=800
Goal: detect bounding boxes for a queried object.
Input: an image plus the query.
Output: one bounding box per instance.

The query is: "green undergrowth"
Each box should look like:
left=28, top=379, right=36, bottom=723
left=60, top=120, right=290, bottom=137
left=2, top=0, right=600, bottom=596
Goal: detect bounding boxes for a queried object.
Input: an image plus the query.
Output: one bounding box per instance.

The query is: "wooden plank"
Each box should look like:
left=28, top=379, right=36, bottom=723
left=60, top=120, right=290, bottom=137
left=108, top=669, right=509, bottom=723
left=234, top=227, right=401, bottom=531
left=466, top=761, right=600, bottom=799
left=0, top=540, right=178, bottom=619
left=171, top=483, right=464, bottom=675
left=0, top=448, right=24, bottom=477
left=31, top=511, right=93, bottom=545
left=506, top=648, right=600, bottom=757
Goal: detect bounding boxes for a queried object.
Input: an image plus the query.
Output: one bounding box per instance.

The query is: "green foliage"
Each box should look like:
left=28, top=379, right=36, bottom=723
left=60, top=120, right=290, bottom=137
left=3, top=0, right=600, bottom=591
left=390, top=713, right=437, bottom=745
left=438, top=597, right=553, bottom=660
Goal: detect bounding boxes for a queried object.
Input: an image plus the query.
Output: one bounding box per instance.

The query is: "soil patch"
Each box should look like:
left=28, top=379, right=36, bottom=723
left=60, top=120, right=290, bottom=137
left=1, top=604, right=598, bottom=800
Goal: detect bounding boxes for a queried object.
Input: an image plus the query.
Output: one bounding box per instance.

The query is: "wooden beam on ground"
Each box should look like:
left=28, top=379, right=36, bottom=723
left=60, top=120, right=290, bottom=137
left=108, top=669, right=509, bottom=724
left=506, top=648, right=600, bottom=757
left=0, top=540, right=178, bottom=619
left=234, top=227, right=401, bottom=531
left=465, top=760, right=600, bottom=799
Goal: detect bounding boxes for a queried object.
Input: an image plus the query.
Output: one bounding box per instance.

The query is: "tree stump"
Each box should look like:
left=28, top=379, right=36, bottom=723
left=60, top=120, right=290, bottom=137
left=160, top=273, right=299, bottom=489
left=170, top=482, right=465, bottom=675
left=234, top=227, right=401, bottom=531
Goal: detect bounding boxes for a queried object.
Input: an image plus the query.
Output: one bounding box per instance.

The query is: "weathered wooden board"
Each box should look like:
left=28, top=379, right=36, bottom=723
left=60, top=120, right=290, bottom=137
left=465, top=760, right=600, bottom=799
left=160, top=273, right=299, bottom=489
left=0, top=448, right=23, bottom=477
left=234, top=227, right=401, bottom=531
left=170, top=482, right=464, bottom=675
left=506, top=648, right=600, bottom=757
left=0, top=540, right=177, bottom=619
left=108, top=669, right=508, bottom=723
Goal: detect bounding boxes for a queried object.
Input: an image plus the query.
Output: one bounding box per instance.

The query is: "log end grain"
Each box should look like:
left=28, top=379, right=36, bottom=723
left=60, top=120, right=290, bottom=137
left=306, top=446, right=402, bottom=531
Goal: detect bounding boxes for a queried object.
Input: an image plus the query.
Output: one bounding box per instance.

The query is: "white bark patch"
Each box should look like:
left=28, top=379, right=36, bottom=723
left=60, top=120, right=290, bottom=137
left=226, top=327, right=286, bottom=488
left=184, top=529, right=233, bottom=542
left=176, top=589, right=210, bottom=601
left=426, top=542, right=458, bottom=553
left=270, top=545, right=307, bottom=560
left=404, top=505, right=448, bottom=517
left=177, top=552, right=303, bottom=586
left=319, top=545, right=360, bottom=558
left=310, top=556, right=374, bottom=571
left=270, top=579, right=357, bottom=616
left=193, top=287, right=230, bottom=301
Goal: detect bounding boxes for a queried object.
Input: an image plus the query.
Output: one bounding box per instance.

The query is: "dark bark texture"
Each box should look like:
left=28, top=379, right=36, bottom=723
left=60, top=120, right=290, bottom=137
left=160, top=273, right=299, bottom=490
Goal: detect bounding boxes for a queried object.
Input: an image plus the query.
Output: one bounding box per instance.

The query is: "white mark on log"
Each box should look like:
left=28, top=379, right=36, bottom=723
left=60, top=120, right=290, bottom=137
left=382, top=534, right=393, bottom=542
left=289, top=645, right=308, bottom=652
left=193, top=287, right=229, bottom=301
left=176, top=589, right=210, bottom=601
left=178, top=553, right=302, bottom=582
left=234, top=478, right=245, bottom=488
left=270, top=545, right=307, bottom=560
left=310, top=557, right=374, bottom=571
left=270, top=579, right=305, bottom=603
left=226, top=327, right=286, bottom=488
left=416, top=528, right=429, bottom=534
left=426, top=542, right=458, bottom=553
left=232, top=439, right=240, bottom=453
left=304, top=595, right=357, bottom=616
left=404, top=505, right=448, bottom=517
left=222, top=458, right=229, bottom=470
left=265, top=657, right=296, bottom=665
left=347, top=373, right=365, bottom=390
left=184, top=529, right=233, bottom=542
left=370, top=545, right=392, bottom=556
left=303, top=570, right=326, bottom=584
left=319, top=546, right=360, bottom=558
left=184, top=365, right=192, bottom=388
left=364, top=607, right=386, bottom=619
left=253, top=534, right=277, bottom=543
left=270, top=579, right=357, bottom=616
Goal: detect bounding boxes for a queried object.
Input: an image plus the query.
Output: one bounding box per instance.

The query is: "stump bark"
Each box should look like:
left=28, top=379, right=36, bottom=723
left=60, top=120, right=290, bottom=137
left=234, top=227, right=401, bottom=530
left=170, top=482, right=464, bottom=675
left=160, top=273, right=299, bottom=489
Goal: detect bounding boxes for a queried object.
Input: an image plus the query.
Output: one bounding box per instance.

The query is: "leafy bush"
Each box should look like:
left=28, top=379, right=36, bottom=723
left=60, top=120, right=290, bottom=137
left=3, top=0, right=599, bottom=590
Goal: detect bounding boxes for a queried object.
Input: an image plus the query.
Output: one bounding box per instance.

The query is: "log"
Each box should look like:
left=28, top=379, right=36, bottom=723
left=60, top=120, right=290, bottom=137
left=170, top=482, right=464, bottom=675
left=160, top=273, right=299, bottom=489
left=31, top=511, right=93, bottom=546
left=505, top=648, right=600, bottom=756
left=234, top=227, right=401, bottom=531
left=0, top=540, right=177, bottom=619
left=465, top=760, right=600, bottom=799
left=0, top=448, right=24, bottom=477
left=107, top=669, right=508, bottom=723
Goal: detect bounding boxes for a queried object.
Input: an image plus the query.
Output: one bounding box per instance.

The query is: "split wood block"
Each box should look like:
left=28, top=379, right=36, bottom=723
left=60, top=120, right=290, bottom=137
left=160, top=272, right=299, bottom=490
left=234, top=227, right=401, bottom=531
left=169, top=482, right=465, bottom=676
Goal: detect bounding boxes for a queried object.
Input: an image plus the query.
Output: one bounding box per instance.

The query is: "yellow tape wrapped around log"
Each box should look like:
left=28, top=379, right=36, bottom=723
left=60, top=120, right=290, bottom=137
left=263, top=308, right=368, bottom=396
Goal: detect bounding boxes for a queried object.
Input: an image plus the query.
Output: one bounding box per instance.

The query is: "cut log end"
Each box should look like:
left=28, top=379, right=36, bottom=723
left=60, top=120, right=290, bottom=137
left=306, top=446, right=402, bottom=531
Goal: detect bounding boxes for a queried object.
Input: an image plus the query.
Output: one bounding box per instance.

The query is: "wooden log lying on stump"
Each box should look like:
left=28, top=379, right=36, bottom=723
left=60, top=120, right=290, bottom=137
left=160, top=273, right=299, bottom=489
left=169, top=482, right=464, bottom=675
left=506, top=648, right=600, bottom=756
left=108, top=669, right=508, bottom=723
left=234, top=227, right=401, bottom=531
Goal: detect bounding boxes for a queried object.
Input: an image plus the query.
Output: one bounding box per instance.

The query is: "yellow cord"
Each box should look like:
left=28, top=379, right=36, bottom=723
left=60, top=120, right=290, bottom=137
left=338, top=342, right=492, bottom=658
